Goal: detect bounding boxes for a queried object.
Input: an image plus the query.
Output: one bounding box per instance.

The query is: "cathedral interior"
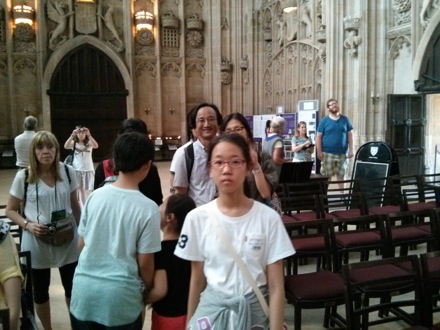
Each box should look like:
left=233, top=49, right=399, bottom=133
left=0, top=0, right=439, bottom=176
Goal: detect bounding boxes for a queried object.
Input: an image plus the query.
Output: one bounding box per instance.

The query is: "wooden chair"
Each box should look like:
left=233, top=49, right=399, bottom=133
left=329, top=214, right=389, bottom=269
left=357, top=177, right=405, bottom=216
left=279, top=181, right=324, bottom=226
left=385, top=209, right=439, bottom=257
left=284, top=219, right=346, bottom=330
left=0, top=308, right=10, bottom=330
left=284, top=219, right=329, bottom=275
left=343, top=255, right=423, bottom=329
left=319, top=191, right=367, bottom=220
left=18, top=251, right=36, bottom=329
left=279, top=194, right=322, bottom=226
left=420, top=250, right=440, bottom=328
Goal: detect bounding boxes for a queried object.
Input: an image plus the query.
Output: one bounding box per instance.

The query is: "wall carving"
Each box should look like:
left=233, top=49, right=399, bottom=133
left=220, top=58, right=232, bottom=85
left=186, top=31, right=203, bottom=48
left=186, top=63, right=205, bottom=78
left=13, top=58, right=36, bottom=76
left=420, top=0, right=440, bottom=28
left=389, top=35, right=411, bottom=59
left=135, top=60, right=157, bottom=78
left=392, top=0, right=411, bottom=26
left=161, top=62, right=181, bottom=78
left=46, top=0, right=125, bottom=53
left=14, top=42, right=36, bottom=53
left=13, top=23, right=34, bottom=42
left=343, top=16, right=362, bottom=56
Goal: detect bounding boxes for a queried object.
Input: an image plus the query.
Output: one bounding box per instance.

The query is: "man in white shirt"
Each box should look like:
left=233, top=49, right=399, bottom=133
left=172, top=103, right=222, bottom=206
left=14, top=116, right=37, bottom=168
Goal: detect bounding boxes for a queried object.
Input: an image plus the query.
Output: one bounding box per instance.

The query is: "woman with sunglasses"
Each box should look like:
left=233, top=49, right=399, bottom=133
left=291, top=121, right=314, bottom=162
left=175, top=133, right=295, bottom=329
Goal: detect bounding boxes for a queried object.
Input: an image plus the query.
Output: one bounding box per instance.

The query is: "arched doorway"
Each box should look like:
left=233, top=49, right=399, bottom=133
left=413, top=14, right=440, bottom=174
left=48, top=44, right=128, bottom=161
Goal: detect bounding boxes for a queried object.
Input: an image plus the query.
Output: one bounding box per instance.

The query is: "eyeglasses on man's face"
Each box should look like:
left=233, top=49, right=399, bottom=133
left=196, top=117, right=217, bottom=125
left=225, top=126, right=245, bottom=134
left=210, top=159, right=246, bottom=169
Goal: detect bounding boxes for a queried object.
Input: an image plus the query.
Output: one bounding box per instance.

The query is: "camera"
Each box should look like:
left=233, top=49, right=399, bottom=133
left=45, top=223, right=57, bottom=235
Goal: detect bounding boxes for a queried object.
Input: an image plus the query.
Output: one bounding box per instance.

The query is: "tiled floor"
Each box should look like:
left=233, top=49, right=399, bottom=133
left=1, top=163, right=438, bottom=329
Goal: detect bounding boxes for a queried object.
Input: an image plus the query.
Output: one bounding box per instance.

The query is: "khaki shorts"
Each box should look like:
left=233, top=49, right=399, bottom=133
left=321, top=153, right=347, bottom=177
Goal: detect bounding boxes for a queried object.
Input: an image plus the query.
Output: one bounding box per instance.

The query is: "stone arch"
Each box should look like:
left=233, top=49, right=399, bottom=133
left=412, top=10, right=440, bottom=88
left=41, top=35, right=133, bottom=129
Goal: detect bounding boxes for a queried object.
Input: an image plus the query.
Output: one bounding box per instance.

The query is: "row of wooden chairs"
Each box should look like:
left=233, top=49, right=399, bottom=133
left=284, top=210, right=440, bottom=329
left=285, top=208, right=440, bottom=274
left=277, top=174, right=440, bottom=223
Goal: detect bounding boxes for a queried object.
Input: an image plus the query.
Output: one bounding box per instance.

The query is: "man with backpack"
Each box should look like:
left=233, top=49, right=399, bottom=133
left=171, top=103, right=222, bottom=206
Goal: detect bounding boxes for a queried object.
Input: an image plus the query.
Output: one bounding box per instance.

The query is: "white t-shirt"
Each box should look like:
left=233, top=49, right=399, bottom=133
left=174, top=200, right=295, bottom=297
left=70, top=143, right=95, bottom=172
left=172, top=140, right=216, bottom=206
left=169, top=140, right=193, bottom=174
left=14, top=130, right=35, bottom=167
left=9, top=164, right=79, bottom=268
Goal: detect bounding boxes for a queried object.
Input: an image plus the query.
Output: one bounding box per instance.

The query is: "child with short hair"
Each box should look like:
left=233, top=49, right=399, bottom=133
left=147, top=194, right=196, bottom=330
left=70, top=132, right=161, bottom=329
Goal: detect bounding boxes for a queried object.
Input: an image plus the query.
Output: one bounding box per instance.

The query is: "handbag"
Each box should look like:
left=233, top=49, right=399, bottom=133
left=38, top=215, right=74, bottom=246
left=64, top=142, right=76, bottom=165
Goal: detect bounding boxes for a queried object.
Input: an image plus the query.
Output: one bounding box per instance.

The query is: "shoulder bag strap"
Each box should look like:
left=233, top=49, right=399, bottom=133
left=208, top=212, right=270, bottom=318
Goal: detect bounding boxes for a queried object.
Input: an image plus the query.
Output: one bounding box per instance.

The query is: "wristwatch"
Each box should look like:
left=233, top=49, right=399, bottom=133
left=170, top=187, right=176, bottom=194
left=23, top=220, right=29, bottom=231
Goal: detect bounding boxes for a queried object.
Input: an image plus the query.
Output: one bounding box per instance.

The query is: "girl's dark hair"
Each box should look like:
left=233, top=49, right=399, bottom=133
left=119, top=118, right=148, bottom=135
left=207, top=134, right=251, bottom=165
left=166, top=194, right=196, bottom=232
left=219, top=113, right=253, bottom=140
left=189, top=102, right=222, bottom=128
left=113, top=132, right=154, bottom=173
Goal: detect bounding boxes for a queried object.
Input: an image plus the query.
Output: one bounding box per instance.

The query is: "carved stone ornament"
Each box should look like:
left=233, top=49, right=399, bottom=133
left=136, top=29, right=154, bottom=46
left=14, top=23, right=34, bottom=42
left=14, top=41, right=36, bottom=53
left=343, top=16, right=362, bottom=56
left=75, top=1, right=97, bottom=34
left=47, top=0, right=74, bottom=50
left=162, top=11, right=179, bottom=29
left=221, top=71, right=232, bottom=85
left=186, top=30, right=203, bottom=48
left=186, top=14, right=203, bottom=31
left=240, top=55, right=249, bottom=70
left=220, top=58, right=232, bottom=72
left=316, top=25, right=326, bottom=43
left=392, top=0, right=411, bottom=25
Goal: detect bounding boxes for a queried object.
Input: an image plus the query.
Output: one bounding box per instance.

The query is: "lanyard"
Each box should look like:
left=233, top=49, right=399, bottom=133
left=36, top=180, right=57, bottom=224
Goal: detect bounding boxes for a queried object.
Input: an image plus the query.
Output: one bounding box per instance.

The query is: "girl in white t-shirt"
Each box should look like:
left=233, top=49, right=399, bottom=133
left=64, top=126, right=98, bottom=207
left=175, top=134, right=295, bottom=329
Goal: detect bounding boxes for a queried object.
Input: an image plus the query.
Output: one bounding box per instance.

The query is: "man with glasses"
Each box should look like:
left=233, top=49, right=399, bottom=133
left=171, top=103, right=222, bottom=206
left=316, top=98, right=354, bottom=185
